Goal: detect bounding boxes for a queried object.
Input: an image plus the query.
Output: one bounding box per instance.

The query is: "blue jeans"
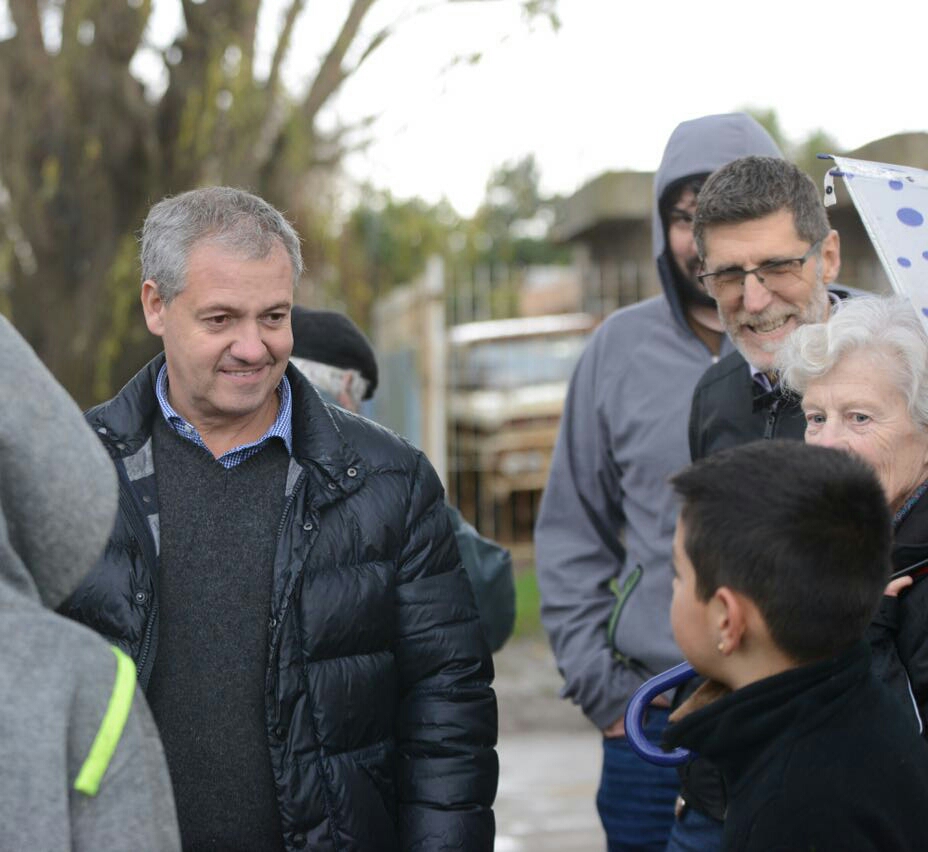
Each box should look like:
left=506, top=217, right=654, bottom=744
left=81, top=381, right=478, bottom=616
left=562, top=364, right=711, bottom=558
left=597, top=707, right=680, bottom=852
left=664, top=806, right=723, bottom=852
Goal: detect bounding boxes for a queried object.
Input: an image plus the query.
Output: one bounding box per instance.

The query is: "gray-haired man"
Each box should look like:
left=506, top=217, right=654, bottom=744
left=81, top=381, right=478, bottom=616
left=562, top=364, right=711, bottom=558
left=62, top=186, right=498, bottom=851
left=688, top=155, right=845, bottom=460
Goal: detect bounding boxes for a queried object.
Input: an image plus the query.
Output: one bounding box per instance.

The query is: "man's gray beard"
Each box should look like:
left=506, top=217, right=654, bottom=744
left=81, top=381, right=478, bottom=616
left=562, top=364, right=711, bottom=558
left=725, top=274, right=830, bottom=369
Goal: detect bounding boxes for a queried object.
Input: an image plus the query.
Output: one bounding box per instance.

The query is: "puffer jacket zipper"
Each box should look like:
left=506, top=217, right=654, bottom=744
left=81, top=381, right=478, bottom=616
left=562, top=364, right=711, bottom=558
left=763, top=395, right=783, bottom=440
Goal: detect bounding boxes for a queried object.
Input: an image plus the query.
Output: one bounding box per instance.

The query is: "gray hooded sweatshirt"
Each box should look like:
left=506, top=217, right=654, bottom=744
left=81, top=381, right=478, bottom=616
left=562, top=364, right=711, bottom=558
left=0, top=315, right=180, bottom=851
left=535, top=114, right=781, bottom=729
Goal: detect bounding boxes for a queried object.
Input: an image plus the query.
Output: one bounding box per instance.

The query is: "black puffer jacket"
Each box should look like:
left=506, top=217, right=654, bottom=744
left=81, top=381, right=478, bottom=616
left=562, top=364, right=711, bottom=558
left=687, top=349, right=806, bottom=461
left=62, top=355, right=498, bottom=851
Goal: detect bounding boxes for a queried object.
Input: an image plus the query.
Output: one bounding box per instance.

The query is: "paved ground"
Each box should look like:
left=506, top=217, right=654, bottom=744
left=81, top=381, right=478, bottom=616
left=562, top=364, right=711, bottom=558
left=493, top=636, right=605, bottom=851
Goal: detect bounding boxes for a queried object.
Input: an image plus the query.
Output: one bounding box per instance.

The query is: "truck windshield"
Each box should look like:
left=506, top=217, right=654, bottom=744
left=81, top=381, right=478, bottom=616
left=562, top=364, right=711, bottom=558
left=451, top=332, right=589, bottom=390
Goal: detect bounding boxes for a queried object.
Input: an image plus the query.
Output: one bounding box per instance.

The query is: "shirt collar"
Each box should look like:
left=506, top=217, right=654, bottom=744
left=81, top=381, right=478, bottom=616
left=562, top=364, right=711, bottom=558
left=155, top=363, right=292, bottom=465
left=747, top=290, right=842, bottom=392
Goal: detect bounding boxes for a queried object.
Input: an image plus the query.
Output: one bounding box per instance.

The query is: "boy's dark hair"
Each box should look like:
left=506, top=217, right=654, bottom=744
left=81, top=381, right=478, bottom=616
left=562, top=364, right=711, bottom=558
left=693, top=156, right=830, bottom=258
left=671, top=440, right=891, bottom=663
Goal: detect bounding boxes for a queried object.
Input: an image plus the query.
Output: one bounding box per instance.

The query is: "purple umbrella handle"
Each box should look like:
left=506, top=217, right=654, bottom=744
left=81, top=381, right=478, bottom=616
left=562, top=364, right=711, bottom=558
left=623, top=662, right=697, bottom=766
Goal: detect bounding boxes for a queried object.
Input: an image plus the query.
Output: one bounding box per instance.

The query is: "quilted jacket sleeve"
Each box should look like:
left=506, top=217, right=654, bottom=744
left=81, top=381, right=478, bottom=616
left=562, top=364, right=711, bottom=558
left=393, top=451, right=498, bottom=852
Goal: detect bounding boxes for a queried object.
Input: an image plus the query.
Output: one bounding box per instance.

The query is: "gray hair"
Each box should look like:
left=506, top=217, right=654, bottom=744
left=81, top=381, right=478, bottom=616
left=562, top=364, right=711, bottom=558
left=140, top=186, right=303, bottom=301
left=777, top=296, right=928, bottom=428
left=693, top=156, right=830, bottom=258
left=289, top=356, right=369, bottom=413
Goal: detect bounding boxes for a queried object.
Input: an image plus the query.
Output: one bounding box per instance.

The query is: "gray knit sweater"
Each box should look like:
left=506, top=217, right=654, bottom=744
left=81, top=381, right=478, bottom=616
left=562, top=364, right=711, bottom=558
left=0, top=315, right=180, bottom=851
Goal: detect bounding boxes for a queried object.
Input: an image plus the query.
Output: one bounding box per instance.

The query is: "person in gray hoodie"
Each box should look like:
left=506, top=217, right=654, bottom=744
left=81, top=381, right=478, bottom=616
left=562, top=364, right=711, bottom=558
left=534, top=113, right=782, bottom=852
left=0, top=315, right=180, bottom=851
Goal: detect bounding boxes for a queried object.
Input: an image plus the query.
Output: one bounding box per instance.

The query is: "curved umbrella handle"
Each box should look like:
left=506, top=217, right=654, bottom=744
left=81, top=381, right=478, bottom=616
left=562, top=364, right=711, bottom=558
left=623, top=662, right=697, bottom=767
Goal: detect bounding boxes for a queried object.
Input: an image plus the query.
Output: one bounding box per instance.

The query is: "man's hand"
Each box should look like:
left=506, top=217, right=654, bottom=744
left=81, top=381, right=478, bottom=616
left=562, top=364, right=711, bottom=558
left=886, top=575, right=914, bottom=597
left=602, top=716, right=625, bottom=738
left=602, top=694, right=671, bottom=738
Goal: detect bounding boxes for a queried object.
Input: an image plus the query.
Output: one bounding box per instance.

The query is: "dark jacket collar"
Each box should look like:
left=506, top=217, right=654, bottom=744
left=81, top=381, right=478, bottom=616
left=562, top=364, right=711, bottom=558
left=285, top=362, right=365, bottom=493
left=663, top=642, right=870, bottom=793
left=894, top=489, right=928, bottom=570
left=86, top=354, right=365, bottom=493
left=85, top=354, right=164, bottom=456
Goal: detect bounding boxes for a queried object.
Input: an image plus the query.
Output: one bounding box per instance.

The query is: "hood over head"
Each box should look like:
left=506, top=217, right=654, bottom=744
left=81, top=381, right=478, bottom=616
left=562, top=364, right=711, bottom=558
left=0, top=316, right=117, bottom=610
left=651, top=112, right=783, bottom=330
left=651, top=112, right=783, bottom=259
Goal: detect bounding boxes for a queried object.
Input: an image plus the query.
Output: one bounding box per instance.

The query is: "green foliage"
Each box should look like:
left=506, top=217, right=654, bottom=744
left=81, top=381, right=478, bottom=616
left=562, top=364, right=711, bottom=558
left=331, top=152, right=571, bottom=330
left=470, top=154, right=569, bottom=267
left=333, top=189, right=456, bottom=328
left=742, top=106, right=841, bottom=175
left=94, top=233, right=150, bottom=402
left=793, top=128, right=841, bottom=178
left=522, top=0, right=561, bottom=30
left=513, top=568, right=543, bottom=638
left=746, top=107, right=788, bottom=153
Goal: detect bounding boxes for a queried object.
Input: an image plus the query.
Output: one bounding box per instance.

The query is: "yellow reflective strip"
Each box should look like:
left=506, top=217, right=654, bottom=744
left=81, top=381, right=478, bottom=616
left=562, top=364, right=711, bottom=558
left=73, top=647, right=137, bottom=797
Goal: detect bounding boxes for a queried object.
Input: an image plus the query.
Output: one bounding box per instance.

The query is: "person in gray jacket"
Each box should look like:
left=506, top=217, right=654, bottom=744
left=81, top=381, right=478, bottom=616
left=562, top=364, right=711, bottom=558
left=0, top=315, right=180, bottom=851
left=534, top=113, right=781, bottom=852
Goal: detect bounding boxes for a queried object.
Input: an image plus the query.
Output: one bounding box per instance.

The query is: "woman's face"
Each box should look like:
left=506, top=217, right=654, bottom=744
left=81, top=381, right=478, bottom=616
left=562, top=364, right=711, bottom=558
left=802, top=347, right=928, bottom=512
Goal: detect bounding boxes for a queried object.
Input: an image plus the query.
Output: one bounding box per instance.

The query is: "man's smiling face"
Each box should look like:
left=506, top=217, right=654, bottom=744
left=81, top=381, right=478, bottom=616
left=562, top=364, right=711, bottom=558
left=701, top=208, right=840, bottom=372
left=141, top=239, right=294, bottom=435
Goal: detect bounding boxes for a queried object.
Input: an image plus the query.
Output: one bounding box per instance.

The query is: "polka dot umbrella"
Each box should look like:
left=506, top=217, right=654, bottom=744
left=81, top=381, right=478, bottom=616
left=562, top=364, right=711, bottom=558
left=824, top=154, right=928, bottom=328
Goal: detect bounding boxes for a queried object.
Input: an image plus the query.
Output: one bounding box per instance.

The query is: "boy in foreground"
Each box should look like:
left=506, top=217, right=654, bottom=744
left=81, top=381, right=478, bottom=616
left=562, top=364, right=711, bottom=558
left=663, top=440, right=928, bottom=851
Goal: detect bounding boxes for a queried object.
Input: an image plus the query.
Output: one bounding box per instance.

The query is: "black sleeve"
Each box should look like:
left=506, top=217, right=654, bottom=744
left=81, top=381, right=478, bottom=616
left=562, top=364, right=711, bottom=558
left=894, top=578, right=928, bottom=734
left=688, top=377, right=706, bottom=462
left=866, top=596, right=923, bottom=732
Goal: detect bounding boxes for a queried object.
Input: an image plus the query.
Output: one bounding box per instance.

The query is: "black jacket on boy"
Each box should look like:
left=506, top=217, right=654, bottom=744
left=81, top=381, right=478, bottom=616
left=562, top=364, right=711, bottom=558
left=664, top=642, right=928, bottom=851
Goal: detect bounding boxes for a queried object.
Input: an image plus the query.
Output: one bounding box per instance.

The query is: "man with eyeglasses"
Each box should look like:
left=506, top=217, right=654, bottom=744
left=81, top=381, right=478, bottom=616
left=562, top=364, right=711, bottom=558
left=534, top=115, right=782, bottom=852
left=689, top=156, right=847, bottom=460
left=676, top=156, right=852, bottom=844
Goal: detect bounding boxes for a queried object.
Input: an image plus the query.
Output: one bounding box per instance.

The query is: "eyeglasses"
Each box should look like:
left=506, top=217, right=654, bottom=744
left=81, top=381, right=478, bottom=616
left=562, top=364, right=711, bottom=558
left=697, top=238, right=824, bottom=301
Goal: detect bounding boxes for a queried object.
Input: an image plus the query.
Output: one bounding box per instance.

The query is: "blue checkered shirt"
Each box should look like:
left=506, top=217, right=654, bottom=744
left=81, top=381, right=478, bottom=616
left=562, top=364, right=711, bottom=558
left=155, top=364, right=292, bottom=468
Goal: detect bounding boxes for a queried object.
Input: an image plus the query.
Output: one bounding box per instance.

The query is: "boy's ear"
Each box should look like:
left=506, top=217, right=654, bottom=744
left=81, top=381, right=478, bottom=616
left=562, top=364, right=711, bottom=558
left=711, top=586, right=748, bottom=655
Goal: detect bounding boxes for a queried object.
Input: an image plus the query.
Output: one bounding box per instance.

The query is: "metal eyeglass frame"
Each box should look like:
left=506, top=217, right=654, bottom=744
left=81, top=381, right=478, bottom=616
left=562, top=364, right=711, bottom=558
left=697, top=237, right=824, bottom=297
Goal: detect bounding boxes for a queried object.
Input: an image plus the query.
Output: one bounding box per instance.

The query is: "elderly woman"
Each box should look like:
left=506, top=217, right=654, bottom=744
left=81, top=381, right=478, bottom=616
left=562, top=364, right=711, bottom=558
left=778, top=295, right=928, bottom=734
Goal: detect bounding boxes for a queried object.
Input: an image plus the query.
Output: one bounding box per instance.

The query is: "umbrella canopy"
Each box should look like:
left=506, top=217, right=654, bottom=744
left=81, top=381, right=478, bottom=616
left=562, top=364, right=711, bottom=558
left=824, top=154, right=928, bottom=330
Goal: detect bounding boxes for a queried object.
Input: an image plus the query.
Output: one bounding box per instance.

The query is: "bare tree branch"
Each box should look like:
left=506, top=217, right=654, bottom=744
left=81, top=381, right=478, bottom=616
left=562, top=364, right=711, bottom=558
left=300, top=0, right=378, bottom=125
left=266, top=0, right=306, bottom=98
left=234, top=0, right=263, bottom=81
left=7, top=0, right=45, bottom=56
left=349, top=25, right=390, bottom=74
left=253, top=0, right=381, bottom=179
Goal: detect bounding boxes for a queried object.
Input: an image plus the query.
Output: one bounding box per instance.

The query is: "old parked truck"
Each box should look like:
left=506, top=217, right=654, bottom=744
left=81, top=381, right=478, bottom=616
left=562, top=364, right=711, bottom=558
left=446, top=313, right=597, bottom=560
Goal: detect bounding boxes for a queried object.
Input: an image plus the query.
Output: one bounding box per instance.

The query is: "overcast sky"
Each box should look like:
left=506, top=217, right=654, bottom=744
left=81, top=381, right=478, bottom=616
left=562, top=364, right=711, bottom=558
left=321, top=0, right=928, bottom=215
left=138, top=0, right=928, bottom=216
